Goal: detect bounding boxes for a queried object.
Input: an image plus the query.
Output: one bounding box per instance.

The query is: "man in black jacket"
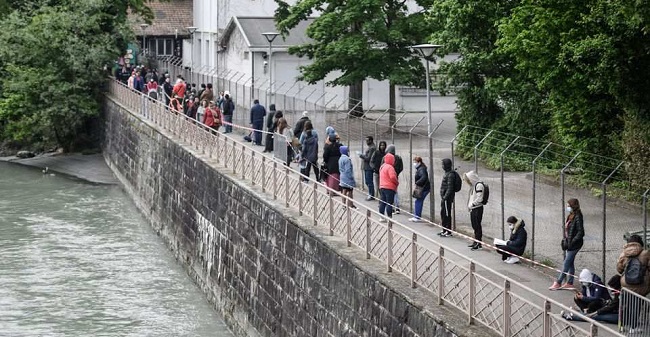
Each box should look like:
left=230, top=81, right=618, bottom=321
left=294, top=111, right=310, bottom=138
left=222, top=92, right=235, bottom=133
left=438, top=158, right=456, bottom=237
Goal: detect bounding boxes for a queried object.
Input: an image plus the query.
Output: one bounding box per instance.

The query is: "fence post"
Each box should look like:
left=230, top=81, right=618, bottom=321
left=329, top=192, right=334, bottom=236
left=468, top=261, right=475, bottom=324
left=500, top=136, right=520, bottom=239
left=408, top=116, right=426, bottom=214
left=346, top=205, right=351, bottom=247
left=531, top=143, right=552, bottom=261
left=590, top=324, right=598, bottom=337
left=366, top=210, right=371, bottom=259
left=298, top=177, right=303, bottom=216
left=231, top=141, right=236, bottom=174
left=273, top=162, right=278, bottom=200
left=600, top=161, right=624, bottom=281
left=503, top=280, right=511, bottom=337
left=285, top=167, right=290, bottom=208
left=387, top=221, right=393, bottom=272
left=313, top=183, right=317, bottom=226
left=473, top=130, right=493, bottom=174
left=411, top=233, right=417, bottom=288
left=261, top=157, right=266, bottom=192
left=438, top=246, right=444, bottom=305
left=543, top=300, right=551, bottom=337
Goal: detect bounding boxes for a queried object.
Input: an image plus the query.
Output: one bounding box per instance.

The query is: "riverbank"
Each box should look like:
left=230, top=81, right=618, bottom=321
left=0, top=153, right=118, bottom=185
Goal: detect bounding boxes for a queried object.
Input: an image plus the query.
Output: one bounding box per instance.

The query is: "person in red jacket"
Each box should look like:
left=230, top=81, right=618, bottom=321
left=378, top=153, right=399, bottom=221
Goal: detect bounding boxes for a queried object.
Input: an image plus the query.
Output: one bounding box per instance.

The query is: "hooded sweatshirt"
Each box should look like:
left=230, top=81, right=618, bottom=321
left=616, top=242, right=650, bottom=295
left=578, top=269, right=611, bottom=302
left=338, top=146, right=356, bottom=189
left=383, top=144, right=403, bottom=175
left=379, top=153, right=399, bottom=191
left=440, top=158, right=456, bottom=201
left=464, top=170, right=485, bottom=210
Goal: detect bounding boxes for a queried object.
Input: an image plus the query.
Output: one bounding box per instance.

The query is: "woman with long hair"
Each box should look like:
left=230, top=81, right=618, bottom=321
left=277, top=118, right=294, bottom=166
left=409, top=156, right=430, bottom=222
left=550, top=198, right=585, bottom=290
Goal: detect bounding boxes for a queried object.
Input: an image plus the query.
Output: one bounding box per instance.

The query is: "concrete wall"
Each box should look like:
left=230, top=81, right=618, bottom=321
left=101, top=97, right=486, bottom=337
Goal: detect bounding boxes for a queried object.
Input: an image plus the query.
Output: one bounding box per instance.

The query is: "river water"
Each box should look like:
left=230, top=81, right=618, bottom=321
left=0, top=162, right=234, bottom=337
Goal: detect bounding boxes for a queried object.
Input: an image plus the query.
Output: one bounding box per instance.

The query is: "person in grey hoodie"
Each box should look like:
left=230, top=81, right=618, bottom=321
left=338, top=146, right=356, bottom=208
left=463, top=170, right=486, bottom=250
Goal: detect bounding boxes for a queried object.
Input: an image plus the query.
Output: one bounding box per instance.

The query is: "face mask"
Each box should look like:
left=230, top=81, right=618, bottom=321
left=581, top=282, right=589, bottom=287
left=508, top=224, right=514, bottom=231
left=566, top=206, right=572, bottom=213
left=413, top=163, right=419, bottom=168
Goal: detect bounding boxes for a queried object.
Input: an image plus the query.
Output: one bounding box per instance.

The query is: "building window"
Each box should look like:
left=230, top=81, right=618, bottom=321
left=243, top=51, right=249, bottom=60
left=147, top=38, right=174, bottom=56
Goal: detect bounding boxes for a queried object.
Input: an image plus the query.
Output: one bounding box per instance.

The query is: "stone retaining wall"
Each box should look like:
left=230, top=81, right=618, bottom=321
left=101, top=96, right=488, bottom=337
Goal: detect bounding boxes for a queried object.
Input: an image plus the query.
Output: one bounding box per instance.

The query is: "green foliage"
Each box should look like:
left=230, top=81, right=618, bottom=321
left=0, top=0, right=154, bottom=151
left=274, top=0, right=431, bottom=88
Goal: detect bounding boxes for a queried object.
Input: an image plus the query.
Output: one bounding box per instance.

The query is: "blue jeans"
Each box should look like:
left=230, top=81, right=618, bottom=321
left=414, top=190, right=429, bottom=218
left=224, top=115, right=233, bottom=133
left=379, top=189, right=396, bottom=218
left=252, top=120, right=264, bottom=144
left=364, top=170, right=375, bottom=197
left=557, top=249, right=579, bottom=284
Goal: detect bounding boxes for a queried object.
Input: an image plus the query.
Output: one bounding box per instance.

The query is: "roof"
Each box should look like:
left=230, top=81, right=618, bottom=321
left=220, top=17, right=316, bottom=50
left=129, top=0, right=193, bottom=37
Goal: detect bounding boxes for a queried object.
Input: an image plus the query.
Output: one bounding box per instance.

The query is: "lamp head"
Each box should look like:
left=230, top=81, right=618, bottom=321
left=187, top=26, right=198, bottom=35
left=262, top=32, right=280, bottom=43
left=411, top=44, right=442, bottom=59
left=140, top=23, right=149, bottom=31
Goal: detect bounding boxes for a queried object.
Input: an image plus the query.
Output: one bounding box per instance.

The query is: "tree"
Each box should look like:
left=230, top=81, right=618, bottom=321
left=274, top=0, right=432, bottom=119
left=0, top=0, right=156, bottom=151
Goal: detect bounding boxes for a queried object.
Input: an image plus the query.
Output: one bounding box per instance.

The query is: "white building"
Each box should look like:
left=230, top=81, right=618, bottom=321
left=186, top=0, right=458, bottom=112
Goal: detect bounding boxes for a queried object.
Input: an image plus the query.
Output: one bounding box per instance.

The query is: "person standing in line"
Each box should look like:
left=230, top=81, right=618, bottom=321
left=250, top=99, right=266, bottom=145
left=550, top=198, right=585, bottom=290
left=322, top=134, right=341, bottom=193
left=359, top=136, right=377, bottom=201
left=172, top=76, right=186, bottom=100
left=378, top=153, right=399, bottom=222
left=438, top=158, right=457, bottom=237
left=200, top=83, right=214, bottom=103
left=203, top=102, right=217, bottom=131
left=616, top=234, right=650, bottom=296
left=299, top=129, right=319, bottom=181
left=370, top=141, right=387, bottom=198
left=263, top=104, right=277, bottom=153
left=277, top=117, right=294, bottom=166
left=409, top=156, right=430, bottom=222
left=338, top=146, right=356, bottom=208
left=293, top=111, right=310, bottom=139
left=384, top=144, right=404, bottom=214
left=196, top=100, right=207, bottom=123
left=216, top=91, right=225, bottom=110
left=162, top=76, right=173, bottom=107
left=463, top=170, right=485, bottom=250
left=146, top=78, right=158, bottom=100
left=222, top=92, right=235, bottom=133
left=496, top=216, right=527, bottom=264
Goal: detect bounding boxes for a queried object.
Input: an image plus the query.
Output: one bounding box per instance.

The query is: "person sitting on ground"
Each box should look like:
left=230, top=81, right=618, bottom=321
left=495, top=216, right=527, bottom=264
left=562, top=275, right=621, bottom=324
left=617, top=234, right=650, bottom=296
left=573, top=269, right=611, bottom=313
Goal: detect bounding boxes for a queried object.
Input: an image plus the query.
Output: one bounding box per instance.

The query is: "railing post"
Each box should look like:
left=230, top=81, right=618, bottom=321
left=328, top=192, right=334, bottom=236
left=543, top=300, right=551, bottom=337
left=298, top=177, right=304, bottom=216
left=215, top=132, right=221, bottom=164
left=468, top=261, right=476, bottom=324
left=387, top=221, right=393, bottom=272
left=250, top=151, right=256, bottom=186
left=273, top=162, right=278, bottom=199
left=366, top=210, right=371, bottom=259
left=313, top=183, right=317, bottom=226
left=503, top=280, right=511, bottom=337
left=346, top=205, right=351, bottom=247
left=438, top=246, right=444, bottom=305
left=241, top=145, right=246, bottom=180
left=590, top=323, right=598, bottom=337
left=411, top=233, right=417, bottom=288
left=285, top=167, right=290, bottom=208
left=261, top=157, right=266, bottom=192
left=231, top=141, right=236, bottom=174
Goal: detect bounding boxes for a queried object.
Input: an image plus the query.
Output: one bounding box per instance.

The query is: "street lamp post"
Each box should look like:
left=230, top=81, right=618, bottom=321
left=261, top=32, right=279, bottom=105
left=140, top=23, right=149, bottom=65
left=186, top=26, right=198, bottom=84
left=411, top=43, right=442, bottom=222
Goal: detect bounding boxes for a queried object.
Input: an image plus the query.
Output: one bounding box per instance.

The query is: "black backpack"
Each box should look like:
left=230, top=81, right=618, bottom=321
left=452, top=170, right=462, bottom=192
left=625, top=255, right=646, bottom=285
left=476, top=182, right=490, bottom=205
left=394, top=155, right=403, bottom=175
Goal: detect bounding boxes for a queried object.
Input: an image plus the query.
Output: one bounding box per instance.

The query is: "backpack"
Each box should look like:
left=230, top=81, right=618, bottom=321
left=393, top=155, right=403, bottom=175
left=624, top=255, right=646, bottom=285
left=476, top=182, right=490, bottom=205
left=452, top=170, right=462, bottom=192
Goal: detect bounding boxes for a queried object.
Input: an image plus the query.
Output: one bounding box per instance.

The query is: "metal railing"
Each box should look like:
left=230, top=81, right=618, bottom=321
left=620, top=289, right=650, bottom=336
left=106, top=78, right=623, bottom=337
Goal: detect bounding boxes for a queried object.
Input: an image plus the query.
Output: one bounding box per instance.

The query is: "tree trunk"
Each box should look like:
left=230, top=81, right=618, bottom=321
left=389, top=82, right=396, bottom=126
left=349, top=80, right=363, bottom=117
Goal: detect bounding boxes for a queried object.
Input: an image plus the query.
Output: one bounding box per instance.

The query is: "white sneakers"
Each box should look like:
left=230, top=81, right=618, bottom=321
left=504, top=256, right=520, bottom=264
left=408, top=217, right=421, bottom=222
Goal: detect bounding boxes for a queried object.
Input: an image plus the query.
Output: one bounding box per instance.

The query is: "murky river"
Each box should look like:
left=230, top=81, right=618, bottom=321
left=0, top=162, right=234, bottom=337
